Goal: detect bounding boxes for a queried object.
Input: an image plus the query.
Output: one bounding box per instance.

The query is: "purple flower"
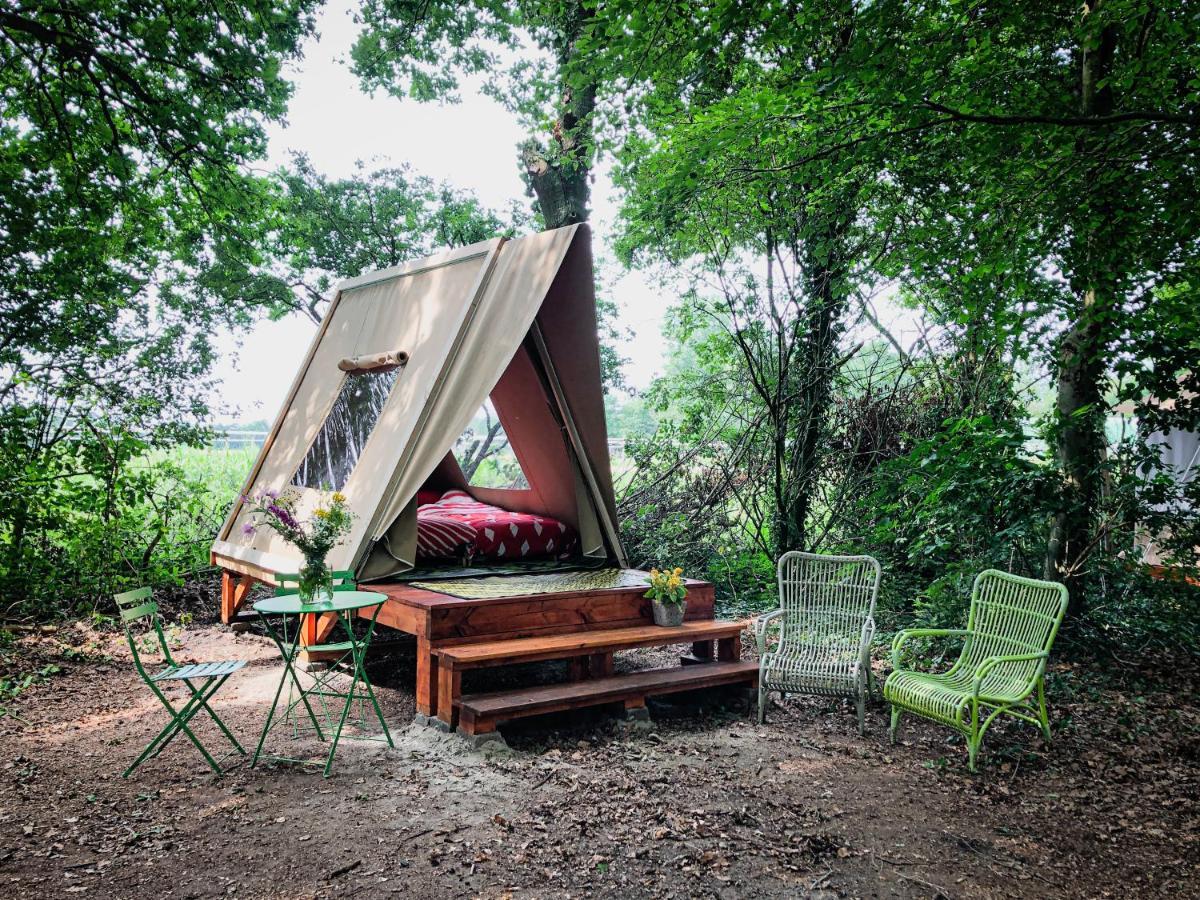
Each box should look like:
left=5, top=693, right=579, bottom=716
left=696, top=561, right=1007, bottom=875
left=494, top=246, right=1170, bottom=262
left=263, top=488, right=279, bottom=500
left=268, top=504, right=299, bottom=530
left=242, top=522, right=257, bottom=536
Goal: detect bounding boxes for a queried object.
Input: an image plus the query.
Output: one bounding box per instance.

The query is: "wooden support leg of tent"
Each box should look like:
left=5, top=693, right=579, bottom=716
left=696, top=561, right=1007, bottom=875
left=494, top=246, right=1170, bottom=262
left=220, top=571, right=255, bottom=624
left=299, top=612, right=338, bottom=647
left=416, top=637, right=438, bottom=718
left=436, top=661, right=461, bottom=730
left=296, top=613, right=342, bottom=664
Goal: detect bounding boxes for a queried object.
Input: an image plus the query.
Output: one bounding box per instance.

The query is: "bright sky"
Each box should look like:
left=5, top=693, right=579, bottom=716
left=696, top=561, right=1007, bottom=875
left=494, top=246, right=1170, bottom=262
left=210, top=1, right=669, bottom=423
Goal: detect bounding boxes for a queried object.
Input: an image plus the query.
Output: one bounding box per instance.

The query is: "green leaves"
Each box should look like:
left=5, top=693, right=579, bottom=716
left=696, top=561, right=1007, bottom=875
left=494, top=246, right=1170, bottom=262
left=267, top=155, right=529, bottom=323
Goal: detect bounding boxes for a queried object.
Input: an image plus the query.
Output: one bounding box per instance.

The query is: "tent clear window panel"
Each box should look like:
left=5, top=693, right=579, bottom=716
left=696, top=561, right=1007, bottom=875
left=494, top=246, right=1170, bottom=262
left=453, top=399, right=530, bottom=490
left=292, top=368, right=400, bottom=491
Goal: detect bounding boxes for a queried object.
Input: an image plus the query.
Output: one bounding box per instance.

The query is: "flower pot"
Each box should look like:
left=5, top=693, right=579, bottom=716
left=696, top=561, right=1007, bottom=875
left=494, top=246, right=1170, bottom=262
left=651, top=598, right=686, bottom=627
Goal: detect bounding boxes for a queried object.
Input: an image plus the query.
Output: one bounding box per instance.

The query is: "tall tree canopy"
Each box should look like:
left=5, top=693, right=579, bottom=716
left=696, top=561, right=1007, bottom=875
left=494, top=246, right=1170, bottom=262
left=0, top=1, right=318, bottom=606
left=590, top=0, right=1199, bottom=608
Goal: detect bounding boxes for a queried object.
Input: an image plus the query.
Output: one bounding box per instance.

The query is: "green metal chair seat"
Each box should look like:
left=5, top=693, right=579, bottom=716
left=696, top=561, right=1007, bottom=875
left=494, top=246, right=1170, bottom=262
left=883, top=666, right=1042, bottom=729
left=884, top=570, right=1068, bottom=771
left=277, top=639, right=358, bottom=658
left=150, top=660, right=248, bottom=682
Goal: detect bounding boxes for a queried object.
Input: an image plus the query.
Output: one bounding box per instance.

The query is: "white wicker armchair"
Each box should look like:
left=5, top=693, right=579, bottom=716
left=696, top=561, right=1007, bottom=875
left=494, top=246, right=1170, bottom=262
left=755, top=551, right=881, bottom=733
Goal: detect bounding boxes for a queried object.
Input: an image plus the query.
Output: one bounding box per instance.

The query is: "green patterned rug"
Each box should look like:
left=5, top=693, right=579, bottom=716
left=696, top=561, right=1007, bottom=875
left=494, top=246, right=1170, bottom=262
left=410, top=568, right=648, bottom=600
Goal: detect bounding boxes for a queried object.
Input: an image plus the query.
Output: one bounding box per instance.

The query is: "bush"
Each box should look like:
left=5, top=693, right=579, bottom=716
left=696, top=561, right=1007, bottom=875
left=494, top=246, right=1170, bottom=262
left=849, top=413, right=1053, bottom=631
left=0, top=431, right=251, bottom=621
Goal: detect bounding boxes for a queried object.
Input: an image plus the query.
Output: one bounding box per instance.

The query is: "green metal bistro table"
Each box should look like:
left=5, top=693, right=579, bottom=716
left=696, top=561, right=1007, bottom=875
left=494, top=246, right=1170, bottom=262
left=251, top=591, right=394, bottom=777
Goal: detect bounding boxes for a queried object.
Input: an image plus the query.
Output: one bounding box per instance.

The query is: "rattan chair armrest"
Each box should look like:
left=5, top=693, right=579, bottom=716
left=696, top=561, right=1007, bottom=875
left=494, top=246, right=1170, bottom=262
left=970, top=651, right=1049, bottom=696
left=755, top=608, right=786, bottom=654
left=890, top=628, right=971, bottom=671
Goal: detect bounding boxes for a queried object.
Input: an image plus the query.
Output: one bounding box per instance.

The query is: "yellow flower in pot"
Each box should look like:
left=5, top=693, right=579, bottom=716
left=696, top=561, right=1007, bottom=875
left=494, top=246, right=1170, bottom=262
left=645, top=566, right=688, bottom=627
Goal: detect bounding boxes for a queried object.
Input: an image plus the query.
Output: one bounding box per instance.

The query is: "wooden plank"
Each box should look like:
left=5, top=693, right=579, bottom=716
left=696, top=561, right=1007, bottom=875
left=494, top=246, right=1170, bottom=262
left=299, top=611, right=339, bottom=647
left=429, top=588, right=715, bottom=642
left=364, top=573, right=711, bottom=611
left=219, top=570, right=256, bottom=624
left=364, top=599, right=425, bottom=637
left=433, top=620, right=747, bottom=668
left=588, top=652, right=614, bottom=678
left=567, top=657, right=588, bottom=681
left=458, top=660, right=758, bottom=724
left=415, top=636, right=438, bottom=717
left=437, top=661, right=461, bottom=728
left=717, top=632, right=741, bottom=662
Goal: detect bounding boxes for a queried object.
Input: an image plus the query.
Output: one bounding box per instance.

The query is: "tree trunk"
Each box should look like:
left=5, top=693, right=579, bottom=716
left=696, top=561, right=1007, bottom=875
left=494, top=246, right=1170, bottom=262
left=522, top=2, right=595, bottom=231
left=778, top=226, right=849, bottom=556
left=1044, top=7, right=1120, bottom=613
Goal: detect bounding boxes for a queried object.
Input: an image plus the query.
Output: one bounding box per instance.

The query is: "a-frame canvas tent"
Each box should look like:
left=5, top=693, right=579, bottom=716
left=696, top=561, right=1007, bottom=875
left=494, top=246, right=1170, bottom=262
left=211, top=224, right=627, bottom=592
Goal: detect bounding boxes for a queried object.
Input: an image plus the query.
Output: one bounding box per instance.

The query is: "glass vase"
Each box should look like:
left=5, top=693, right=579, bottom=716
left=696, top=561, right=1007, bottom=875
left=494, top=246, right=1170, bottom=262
left=298, top=555, right=335, bottom=605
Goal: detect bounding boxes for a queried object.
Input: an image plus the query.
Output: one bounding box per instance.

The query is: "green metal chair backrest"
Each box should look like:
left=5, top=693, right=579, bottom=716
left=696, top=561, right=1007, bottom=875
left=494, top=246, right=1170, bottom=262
left=959, top=570, right=1069, bottom=684
left=273, top=570, right=357, bottom=597
left=777, top=551, right=881, bottom=650
left=114, top=586, right=174, bottom=678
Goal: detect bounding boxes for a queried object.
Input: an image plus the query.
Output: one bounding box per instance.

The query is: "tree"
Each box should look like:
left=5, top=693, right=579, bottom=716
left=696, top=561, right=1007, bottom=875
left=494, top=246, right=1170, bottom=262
left=351, top=0, right=598, bottom=230
left=593, top=0, right=889, bottom=554
left=268, top=155, right=529, bottom=323
left=842, top=0, right=1200, bottom=605
left=0, top=1, right=318, bottom=607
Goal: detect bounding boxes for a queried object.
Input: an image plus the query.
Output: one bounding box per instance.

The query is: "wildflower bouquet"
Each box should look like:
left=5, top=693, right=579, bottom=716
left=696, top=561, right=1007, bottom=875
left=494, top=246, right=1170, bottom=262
left=242, top=488, right=353, bottom=603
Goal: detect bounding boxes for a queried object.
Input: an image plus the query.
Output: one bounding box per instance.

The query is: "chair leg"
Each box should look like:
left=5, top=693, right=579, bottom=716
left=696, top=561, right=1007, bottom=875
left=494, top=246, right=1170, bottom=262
left=757, top=682, right=767, bottom=725
left=889, top=706, right=902, bottom=744
left=967, top=733, right=981, bottom=773
left=1036, top=678, right=1052, bottom=741
left=126, top=677, right=228, bottom=777
left=182, top=678, right=245, bottom=755
left=968, top=701, right=982, bottom=773
left=856, top=687, right=866, bottom=736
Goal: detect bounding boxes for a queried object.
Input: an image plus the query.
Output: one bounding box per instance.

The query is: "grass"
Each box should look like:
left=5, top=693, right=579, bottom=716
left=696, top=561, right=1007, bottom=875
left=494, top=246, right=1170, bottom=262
left=142, top=444, right=258, bottom=491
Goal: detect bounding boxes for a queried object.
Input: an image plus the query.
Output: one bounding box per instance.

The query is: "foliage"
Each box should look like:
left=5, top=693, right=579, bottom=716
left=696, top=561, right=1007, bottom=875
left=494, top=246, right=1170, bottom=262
left=0, top=440, right=250, bottom=621
left=268, top=155, right=531, bottom=323
left=854, top=414, right=1053, bottom=629
left=0, top=1, right=317, bottom=616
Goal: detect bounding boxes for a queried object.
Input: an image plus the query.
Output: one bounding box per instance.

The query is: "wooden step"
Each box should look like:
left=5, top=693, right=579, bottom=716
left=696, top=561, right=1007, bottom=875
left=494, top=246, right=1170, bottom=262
left=457, top=660, right=758, bottom=735
left=434, top=620, right=747, bottom=669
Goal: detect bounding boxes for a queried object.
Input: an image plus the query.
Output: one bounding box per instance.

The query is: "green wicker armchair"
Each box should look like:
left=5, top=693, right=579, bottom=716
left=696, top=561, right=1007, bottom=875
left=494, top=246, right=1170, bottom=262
left=756, top=551, right=881, bottom=734
left=884, top=569, right=1069, bottom=772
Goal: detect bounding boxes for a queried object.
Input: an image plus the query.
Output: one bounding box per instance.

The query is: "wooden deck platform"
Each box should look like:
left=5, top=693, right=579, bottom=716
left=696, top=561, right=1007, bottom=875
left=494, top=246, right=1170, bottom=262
left=218, top=566, right=738, bottom=732
left=360, top=571, right=717, bottom=720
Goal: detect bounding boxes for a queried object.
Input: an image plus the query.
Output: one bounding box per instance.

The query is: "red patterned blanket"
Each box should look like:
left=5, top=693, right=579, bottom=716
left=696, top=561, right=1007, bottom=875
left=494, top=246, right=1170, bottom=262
left=415, top=490, right=578, bottom=561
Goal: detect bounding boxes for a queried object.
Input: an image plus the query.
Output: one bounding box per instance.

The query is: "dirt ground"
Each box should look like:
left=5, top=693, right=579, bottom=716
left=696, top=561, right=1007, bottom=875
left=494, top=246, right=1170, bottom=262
left=1, top=605, right=1196, bottom=899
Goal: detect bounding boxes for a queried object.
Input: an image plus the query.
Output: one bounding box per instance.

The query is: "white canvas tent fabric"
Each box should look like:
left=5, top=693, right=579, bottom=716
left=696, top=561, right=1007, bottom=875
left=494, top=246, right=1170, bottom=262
left=211, top=224, right=626, bottom=584
left=1139, top=426, right=1199, bottom=566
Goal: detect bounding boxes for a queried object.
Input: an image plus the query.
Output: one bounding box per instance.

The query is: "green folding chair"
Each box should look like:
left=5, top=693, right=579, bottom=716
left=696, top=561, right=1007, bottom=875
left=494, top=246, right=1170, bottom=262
left=116, top=587, right=248, bottom=778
